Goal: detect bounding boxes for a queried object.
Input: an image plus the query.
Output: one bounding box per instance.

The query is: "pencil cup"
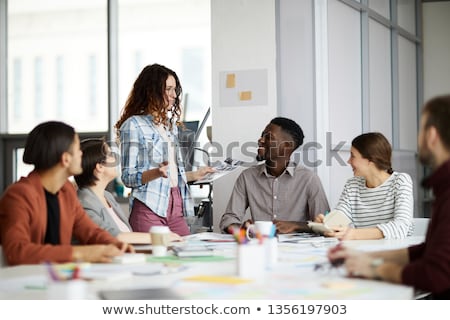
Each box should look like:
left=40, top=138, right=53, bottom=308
left=264, top=237, right=278, bottom=269
left=150, top=226, right=170, bottom=257
left=237, top=244, right=265, bottom=279
left=46, top=280, right=87, bottom=299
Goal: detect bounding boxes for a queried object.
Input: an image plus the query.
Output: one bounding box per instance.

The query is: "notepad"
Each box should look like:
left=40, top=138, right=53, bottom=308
left=308, top=210, right=352, bottom=234
left=112, top=253, right=147, bottom=264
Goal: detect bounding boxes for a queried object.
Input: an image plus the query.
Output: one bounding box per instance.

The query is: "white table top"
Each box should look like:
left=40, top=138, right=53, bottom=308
left=0, top=234, right=422, bottom=300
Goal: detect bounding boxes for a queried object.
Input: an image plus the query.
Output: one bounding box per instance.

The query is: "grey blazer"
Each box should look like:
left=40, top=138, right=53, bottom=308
left=77, top=188, right=131, bottom=237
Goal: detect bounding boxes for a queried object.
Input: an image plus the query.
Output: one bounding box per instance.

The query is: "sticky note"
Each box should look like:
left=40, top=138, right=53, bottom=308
left=321, top=281, right=355, bottom=290
left=239, top=91, right=252, bottom=101
left=226, top=73, right=236, bottom=88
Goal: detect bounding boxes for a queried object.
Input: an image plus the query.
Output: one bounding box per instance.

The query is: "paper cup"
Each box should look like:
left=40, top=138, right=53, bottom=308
left=150, top=226, right=170, bottom=257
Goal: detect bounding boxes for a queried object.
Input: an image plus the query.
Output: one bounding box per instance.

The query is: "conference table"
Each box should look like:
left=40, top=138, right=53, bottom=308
left=0, top=234, right=424, bottom=300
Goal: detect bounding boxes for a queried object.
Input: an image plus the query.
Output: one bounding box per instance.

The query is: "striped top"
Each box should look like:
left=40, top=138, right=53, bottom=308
left=335, top=172, right=414, bottom=239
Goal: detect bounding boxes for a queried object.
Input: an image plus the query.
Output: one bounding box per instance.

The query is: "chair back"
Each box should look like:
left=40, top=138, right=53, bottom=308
left=412, top=218, right=430, bottom=237
left=0, top=245, right=6, bottom=267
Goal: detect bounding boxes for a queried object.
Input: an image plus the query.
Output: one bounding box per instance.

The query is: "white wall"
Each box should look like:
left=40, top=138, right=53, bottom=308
left=423, top=1, right=450, bottom=101
left=210, top=0, right=429, bottom=230
left=211, top=0, right=278, bottom=232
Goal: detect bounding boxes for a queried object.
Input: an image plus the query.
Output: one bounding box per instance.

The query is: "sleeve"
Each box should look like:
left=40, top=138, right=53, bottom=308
left=71, top=201, right=121, bottom=245
left=219, top=172, right=249, bottom=232
left=0, top=185, right=74, bottom=265
left=334, top=179, right=354, bottom=222
left=69, top=187, right=121, bottom=246
left=402, top=196, right=450, bottom=294
left=119, top=118, right=144, bottom=188
left=377, top=173, right=414, bottom=239
left=78, top=196, right=121, bottom=237
left=306, top=174, right=330, bottom=221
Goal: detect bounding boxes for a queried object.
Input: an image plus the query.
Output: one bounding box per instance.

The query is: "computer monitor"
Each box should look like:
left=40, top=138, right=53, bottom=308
left=179, top=107, right=210, bottom=171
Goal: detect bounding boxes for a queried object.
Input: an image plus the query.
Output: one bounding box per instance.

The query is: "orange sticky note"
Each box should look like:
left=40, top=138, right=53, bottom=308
left=239, top=91, right=252, bottom=101
left=226, top=73, right=236, bottom=88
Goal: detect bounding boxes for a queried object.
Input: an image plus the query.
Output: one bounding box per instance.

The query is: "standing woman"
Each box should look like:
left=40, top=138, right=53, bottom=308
left=316, top=132, right=414, bottom=240
left=115, top=64, right=213, bottom=236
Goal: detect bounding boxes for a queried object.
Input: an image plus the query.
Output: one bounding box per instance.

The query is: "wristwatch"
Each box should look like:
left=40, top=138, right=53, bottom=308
left=370, top=258, right=384, bottom=280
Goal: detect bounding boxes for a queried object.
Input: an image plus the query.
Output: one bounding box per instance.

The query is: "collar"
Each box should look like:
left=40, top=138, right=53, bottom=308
left=258, top=161, right=297, bottom=177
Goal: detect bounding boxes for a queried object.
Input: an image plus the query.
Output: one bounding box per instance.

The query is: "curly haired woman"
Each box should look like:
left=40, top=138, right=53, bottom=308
left=115, top=64, right=213, bottom=236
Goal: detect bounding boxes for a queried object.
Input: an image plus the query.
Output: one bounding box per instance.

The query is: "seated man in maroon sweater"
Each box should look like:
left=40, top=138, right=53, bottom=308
left=328, top=95, right=450, bottom=299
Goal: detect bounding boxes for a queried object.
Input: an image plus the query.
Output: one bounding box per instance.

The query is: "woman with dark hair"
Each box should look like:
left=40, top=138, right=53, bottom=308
left=74, top=138, right=182, bottom=243
left=115, top=64, right=213, bottom=236
left=316, top=132, right=413, bottom=240
left=0, top=121, right=132, bottom=266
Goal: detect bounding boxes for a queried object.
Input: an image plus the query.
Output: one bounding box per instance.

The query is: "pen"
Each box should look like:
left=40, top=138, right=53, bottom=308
left=45, top=261, right=61, bottom=281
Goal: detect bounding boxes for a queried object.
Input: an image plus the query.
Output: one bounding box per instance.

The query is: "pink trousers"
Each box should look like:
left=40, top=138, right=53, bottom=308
left=129, top=187, right=190, bottom=236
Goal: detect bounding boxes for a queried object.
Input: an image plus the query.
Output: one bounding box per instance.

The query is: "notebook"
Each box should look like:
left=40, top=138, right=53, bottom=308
left=308, top=210, right=352, bottom=234
left=171, top=245, right=214, bottom=257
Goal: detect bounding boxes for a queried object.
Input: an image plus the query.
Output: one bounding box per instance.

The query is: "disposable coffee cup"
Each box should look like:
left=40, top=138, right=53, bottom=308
left=150, top=226, right=170, bottom=257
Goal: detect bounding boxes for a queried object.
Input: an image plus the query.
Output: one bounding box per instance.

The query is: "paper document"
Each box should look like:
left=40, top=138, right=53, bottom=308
left=194, top=158, right=242, bottom=184
left=183, top=232, right=235, bottom=242
left=277, top=232, right=324, bottom=243
left=308, top=210, right=352, bottom=234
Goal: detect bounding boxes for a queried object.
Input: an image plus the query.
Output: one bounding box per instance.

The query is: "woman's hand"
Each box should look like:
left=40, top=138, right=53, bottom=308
left=169, top=232, right=184, bottom=242
left=324, top=226, right=353, bottom=240
left=158, top=161, right=169, bottom=178
left=187, top=166, right=216, bottom=182
left=314, top=213, right=325, bottom=223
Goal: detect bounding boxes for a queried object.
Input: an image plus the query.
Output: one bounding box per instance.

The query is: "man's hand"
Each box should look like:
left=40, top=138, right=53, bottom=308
left=327, top=244, right=373, bottom=277
left=72, top=243, right=128, bottom=263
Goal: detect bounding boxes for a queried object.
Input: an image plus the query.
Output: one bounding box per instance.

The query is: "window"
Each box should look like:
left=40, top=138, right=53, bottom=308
left=117, top=0, right=211, bottom=124
left=1, top=0, right=211, bottom=193
left=7, top=0, right=108, bottom=133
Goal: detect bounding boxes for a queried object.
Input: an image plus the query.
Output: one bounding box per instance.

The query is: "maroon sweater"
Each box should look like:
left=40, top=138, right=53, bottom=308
left=402, top=159, right=450, bottom=299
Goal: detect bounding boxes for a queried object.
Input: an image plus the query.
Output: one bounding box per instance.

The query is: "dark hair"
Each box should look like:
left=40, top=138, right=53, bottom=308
left=270, top=117, right=305, bottom=149
left=352, top=132, right=393, bottom=174
left=74, top=138, right=108, bottom=189
left=423, top=94, right=450, bottom=150
left=23, top=121, right=76, bottom=171
left=115, top=63, right=182, bottom=133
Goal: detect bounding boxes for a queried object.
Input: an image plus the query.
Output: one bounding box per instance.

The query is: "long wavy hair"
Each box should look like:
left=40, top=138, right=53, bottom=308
left=115, top=64, right=183, bottom=135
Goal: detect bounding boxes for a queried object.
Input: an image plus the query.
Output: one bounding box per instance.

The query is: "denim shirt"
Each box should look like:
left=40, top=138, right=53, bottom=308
left=118, top=115, right=194, bottom=217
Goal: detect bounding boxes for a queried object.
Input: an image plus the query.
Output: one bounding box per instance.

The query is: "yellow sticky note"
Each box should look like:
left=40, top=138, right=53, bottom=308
left=226, top=73, right=236, bottom=88
left=184, top=275, right=252, bottom=285
left=239, top=91, right=252, bottom=101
